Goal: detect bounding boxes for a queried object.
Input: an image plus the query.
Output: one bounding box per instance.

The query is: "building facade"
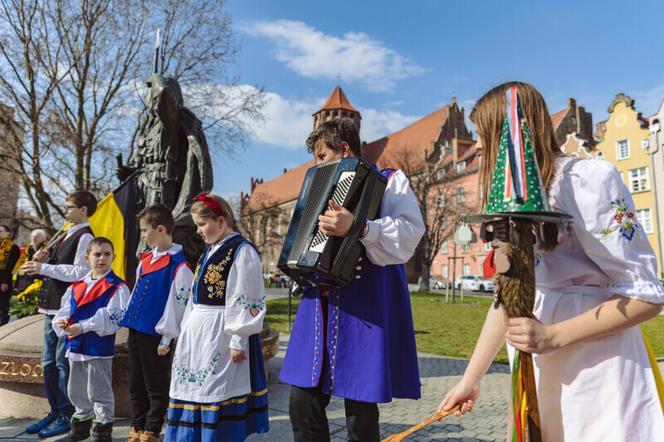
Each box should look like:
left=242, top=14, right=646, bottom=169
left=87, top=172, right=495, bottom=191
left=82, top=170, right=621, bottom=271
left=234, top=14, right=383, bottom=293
left=594, top=93, right=662, bottom=276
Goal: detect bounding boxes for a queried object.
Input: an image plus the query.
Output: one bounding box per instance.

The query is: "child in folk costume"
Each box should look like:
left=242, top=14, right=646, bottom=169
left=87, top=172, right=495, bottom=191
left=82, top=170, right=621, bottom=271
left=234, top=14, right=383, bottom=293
left=438, top=82, right=664, bottom=441
left=52, top=237, right=130, bottom=442
left=120, top=204, right=194, bottom=442
left=22, top=190, right=97, bottom=438
left=165, top=193, right=268, bottom=442
left=280, top=118, right=425, bottom=442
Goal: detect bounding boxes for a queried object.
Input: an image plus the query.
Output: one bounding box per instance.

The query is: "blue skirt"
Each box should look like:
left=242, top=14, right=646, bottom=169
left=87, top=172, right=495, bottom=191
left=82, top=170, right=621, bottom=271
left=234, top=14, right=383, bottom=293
left=165, top=335, right=269, bottom=441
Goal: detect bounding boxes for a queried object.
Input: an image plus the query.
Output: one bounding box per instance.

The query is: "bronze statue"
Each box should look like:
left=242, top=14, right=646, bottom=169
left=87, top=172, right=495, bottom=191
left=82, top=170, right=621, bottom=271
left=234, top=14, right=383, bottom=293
left=117, top=35, right=212, bottom=264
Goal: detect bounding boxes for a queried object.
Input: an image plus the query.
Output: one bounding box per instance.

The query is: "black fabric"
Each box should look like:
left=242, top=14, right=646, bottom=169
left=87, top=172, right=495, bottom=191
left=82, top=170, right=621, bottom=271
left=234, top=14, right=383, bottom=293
left=194, top=234, right=248, bottom=306
left=113, top=173, right=140, bottom=287
left=0, top=243, right=19, bottom=325
left=15, top=245, right=41, bottom=293
left=90, top=421, right=113, bottom=442
left=39, top=226, right=93, bottom=310
left=69, top=417, right=92, bottom=442
left=288, top=385, right=379, bottom=442
left=128, top=329, right=172, bottom=433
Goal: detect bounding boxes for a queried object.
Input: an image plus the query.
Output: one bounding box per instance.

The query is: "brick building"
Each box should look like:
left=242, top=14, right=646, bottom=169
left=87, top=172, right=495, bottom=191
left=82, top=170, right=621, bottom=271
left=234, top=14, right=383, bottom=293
left=0, top=103, right=22, bottom=228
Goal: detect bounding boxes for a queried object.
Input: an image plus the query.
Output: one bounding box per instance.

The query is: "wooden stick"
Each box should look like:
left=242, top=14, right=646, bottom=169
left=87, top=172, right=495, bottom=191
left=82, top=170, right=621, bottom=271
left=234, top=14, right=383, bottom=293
left=381, top=405, right=461, bottom=442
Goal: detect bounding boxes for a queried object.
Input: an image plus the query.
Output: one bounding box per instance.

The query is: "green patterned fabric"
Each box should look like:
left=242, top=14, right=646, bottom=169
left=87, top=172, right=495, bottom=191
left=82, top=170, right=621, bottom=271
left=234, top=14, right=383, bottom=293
left=486, top=118, right=549, bottom=214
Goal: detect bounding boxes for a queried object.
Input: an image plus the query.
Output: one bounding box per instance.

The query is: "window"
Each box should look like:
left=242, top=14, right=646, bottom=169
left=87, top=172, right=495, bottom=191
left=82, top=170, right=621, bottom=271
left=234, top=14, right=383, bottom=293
left=441, top=242, right=448, bottom=254
left=616, top=139, right=630, bottom=160
left=456, top=187, right=465, bottom=203
left=462, top=264, right=471, bottom=275
left=637, top=208, right=653, bottom=233
left=484, top=242, right=492, bottom=252
left=438, top=194, right=446, bottom=208
left=629, top=167, right=649, bottom=192
left=641, top=138, right=650, bottom=151
left=442, top=265, right=449, bottom=279
left=456, top=161, right=466, bottom=173
left=462, top=244, right=470, bottom=253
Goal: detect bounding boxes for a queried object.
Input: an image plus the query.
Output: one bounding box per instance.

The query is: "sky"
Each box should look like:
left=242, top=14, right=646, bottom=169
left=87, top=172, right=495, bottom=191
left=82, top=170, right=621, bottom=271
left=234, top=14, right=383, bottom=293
left=212, top=0, right=664, bottom=199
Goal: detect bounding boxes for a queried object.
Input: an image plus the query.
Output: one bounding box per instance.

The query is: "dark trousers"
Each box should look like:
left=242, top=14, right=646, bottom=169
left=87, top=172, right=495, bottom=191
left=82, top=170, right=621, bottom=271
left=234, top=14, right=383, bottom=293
left=128, top=329, right=172, bottom=433
left=289, top=385, right=380, bottom=442
left=0, top=289, right=10, bottom=325
left=41, top=315, right=74, bottom=418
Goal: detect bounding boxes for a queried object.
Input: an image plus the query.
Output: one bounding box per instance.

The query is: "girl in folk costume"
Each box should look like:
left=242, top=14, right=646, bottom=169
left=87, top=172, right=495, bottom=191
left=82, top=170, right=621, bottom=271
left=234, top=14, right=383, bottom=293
left=438, top=82, right=664, bottom=441
left=165, top=193, right=268, bottom=442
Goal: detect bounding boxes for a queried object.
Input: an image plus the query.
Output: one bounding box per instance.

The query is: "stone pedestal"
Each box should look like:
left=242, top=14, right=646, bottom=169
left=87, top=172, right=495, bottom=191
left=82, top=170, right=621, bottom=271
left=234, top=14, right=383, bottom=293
left=0, top=315, right=130, bottom=419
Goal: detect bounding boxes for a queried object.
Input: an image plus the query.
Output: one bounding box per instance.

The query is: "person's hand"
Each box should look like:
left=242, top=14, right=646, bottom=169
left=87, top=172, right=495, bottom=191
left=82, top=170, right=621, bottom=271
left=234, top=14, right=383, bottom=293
left=56, top=318, right=69, bottom=329
left=21, top=261, right=42, bottom=275
left=157, top=345, right=170, bottom=356
left=318, top=200, right=353, bottom=237
left=506, top=317, right=559, bottom=354
left=65, top=323, right=82, bottom=338
left=0, top=283, right=8, bottom=292
left=437, top=378, right=480, bottom=416
left=32, top=250, right=49, bottom=263
left=231, top=349, right=246, bottom=363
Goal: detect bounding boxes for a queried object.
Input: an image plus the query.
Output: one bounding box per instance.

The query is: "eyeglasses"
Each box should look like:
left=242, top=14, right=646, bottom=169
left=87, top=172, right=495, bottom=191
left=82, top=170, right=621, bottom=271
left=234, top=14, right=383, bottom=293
left=64, top=205, right=79, bottom=211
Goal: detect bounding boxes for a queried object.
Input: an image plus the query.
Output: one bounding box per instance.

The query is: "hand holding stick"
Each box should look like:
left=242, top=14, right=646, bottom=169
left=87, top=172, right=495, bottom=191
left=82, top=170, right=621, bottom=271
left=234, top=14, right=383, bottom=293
left=381, top=404, right=461, bottom=442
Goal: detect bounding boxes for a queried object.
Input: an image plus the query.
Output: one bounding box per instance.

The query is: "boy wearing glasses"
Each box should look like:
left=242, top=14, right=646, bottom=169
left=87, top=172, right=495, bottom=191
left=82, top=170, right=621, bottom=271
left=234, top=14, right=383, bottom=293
left=22, top=190, right=97, bottom=438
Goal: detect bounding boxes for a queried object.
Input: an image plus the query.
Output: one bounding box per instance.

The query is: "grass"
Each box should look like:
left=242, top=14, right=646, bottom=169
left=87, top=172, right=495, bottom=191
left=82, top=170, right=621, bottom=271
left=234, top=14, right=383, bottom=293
left=266, top=293, right=664, bottom=365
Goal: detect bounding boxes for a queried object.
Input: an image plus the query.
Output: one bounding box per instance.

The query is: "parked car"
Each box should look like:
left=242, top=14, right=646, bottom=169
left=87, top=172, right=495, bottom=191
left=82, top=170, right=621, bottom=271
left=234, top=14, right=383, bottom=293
left=429, top=277, right=446, bottom=289
left=454, top=275, right=494, bottom=292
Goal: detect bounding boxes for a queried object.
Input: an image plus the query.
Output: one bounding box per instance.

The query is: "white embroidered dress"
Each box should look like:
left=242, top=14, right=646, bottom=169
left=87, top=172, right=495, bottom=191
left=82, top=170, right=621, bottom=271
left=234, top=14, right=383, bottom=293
left=169, top=233, right=266, bottom=403
left=508, top=157, right=664, bottom=441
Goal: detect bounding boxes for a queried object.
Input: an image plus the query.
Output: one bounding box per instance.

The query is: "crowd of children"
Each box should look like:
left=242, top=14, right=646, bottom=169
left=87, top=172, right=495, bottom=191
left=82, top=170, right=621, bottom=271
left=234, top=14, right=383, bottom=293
left=3, top=80, right=662, bottom=442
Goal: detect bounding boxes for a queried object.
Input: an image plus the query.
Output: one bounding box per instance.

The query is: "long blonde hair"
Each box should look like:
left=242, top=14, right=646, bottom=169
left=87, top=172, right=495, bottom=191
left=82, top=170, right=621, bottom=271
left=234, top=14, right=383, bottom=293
left=471, top=81, right=561, bottom=209
left=191, top=194, right=239, bottom=232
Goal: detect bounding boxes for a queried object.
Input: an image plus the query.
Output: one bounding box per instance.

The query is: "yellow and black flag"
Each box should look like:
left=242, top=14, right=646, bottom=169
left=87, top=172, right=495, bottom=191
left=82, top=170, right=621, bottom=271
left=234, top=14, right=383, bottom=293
left=89, top=174, right=140, bottom=286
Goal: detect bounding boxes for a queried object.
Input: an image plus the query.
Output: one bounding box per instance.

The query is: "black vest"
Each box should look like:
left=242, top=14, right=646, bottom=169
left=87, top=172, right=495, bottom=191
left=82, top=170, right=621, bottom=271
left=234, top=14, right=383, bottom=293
left=38, top=226, right=94, bottom=310
left=193, top=234, right=253, bottom=306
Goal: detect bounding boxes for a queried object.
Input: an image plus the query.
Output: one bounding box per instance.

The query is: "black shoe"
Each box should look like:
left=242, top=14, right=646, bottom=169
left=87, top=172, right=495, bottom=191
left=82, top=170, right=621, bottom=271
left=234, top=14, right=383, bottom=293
left=69, top=417, right=93, bottom=442
left=91, top=421, right=113, bottom=442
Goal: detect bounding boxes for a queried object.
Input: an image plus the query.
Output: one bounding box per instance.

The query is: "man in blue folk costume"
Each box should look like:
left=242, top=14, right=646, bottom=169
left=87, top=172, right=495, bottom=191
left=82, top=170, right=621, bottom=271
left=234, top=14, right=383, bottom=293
left=280, top=118, right=425, bottom=442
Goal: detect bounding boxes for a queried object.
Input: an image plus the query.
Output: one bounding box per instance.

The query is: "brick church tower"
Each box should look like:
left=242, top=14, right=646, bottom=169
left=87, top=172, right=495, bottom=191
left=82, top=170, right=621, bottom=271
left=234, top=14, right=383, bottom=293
left=312, top=85, right=361, bottom=133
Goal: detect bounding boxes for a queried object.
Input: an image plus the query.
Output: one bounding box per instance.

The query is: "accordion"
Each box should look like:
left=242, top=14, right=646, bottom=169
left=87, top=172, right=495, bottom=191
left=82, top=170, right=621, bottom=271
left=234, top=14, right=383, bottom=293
left=278, top=157, right=387, bottom=286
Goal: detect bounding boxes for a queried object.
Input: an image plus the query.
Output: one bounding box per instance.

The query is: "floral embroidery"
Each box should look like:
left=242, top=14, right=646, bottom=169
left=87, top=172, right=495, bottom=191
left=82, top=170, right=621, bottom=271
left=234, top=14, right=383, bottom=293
left=534, top=252, right=542, bottom=267
left=175, top=286, right=190, bottom=305
left=203, top=249, right=233, bottom=298
left=235, top=295, right=265, bottom=316
left=108, top=308, right=125, bottom=324
left=174, top=353, right=220, bottom=386
left=601, top=199, right=639, bottom=241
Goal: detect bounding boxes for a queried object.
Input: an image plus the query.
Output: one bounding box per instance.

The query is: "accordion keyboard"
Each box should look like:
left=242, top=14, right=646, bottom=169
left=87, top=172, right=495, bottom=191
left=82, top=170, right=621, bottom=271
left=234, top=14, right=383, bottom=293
left=309, top=171, right=355, bottom=253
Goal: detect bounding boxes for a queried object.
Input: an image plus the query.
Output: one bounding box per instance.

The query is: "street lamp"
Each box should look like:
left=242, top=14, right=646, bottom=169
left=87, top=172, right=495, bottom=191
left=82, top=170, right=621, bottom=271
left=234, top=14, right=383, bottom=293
left=648, top=119, right=663, bottom=278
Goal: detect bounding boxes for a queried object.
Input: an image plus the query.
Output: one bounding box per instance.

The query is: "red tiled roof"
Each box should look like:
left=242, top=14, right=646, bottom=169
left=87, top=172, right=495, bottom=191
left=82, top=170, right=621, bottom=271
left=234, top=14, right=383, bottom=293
left=244, top=160, right=314, bottom=212
left=315, top=85, right=358, bottom=114
left=364, top=106, right=451, bottom=169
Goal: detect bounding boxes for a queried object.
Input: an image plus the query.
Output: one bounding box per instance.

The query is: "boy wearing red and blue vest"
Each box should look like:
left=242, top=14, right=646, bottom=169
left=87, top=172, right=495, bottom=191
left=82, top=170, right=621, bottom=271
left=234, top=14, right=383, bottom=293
left=120, top=204, right=193, bottom=442
left=52, top=237, right=130, bottom=442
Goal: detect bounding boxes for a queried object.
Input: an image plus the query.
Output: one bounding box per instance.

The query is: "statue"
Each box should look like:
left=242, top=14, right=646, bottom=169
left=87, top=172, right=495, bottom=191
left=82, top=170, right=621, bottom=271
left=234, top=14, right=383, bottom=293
left=117, top=31, right=212, bottom=264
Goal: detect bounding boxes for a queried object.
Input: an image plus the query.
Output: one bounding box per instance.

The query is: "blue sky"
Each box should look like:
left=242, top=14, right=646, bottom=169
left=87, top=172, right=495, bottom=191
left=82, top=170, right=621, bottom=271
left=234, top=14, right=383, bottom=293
left=213, top=0, right=664, bottom=198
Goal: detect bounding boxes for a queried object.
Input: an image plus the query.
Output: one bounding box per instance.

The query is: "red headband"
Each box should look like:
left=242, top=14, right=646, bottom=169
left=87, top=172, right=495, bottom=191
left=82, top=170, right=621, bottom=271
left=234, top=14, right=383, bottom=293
left=193, top=192, right=225, bottom=218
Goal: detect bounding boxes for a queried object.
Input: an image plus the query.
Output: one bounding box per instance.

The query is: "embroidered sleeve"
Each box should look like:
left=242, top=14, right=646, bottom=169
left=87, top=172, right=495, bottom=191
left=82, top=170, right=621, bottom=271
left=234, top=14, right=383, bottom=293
left=560, top=159, right=664, bottom=303
left=155, top=262, right=194, bottom=346
left=51, top=286, right=73, bottom=338
left=80, top=284, right=131, bottom=336
left=360, top=170, right=425, bottom=266
left=224, top=243, right=266, bottom=351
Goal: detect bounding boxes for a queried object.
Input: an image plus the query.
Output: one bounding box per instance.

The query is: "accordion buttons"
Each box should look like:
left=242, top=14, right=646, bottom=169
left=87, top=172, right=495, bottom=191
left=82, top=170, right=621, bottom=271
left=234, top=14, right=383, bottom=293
left=355, top=275, right=361, bottom=280
left=355, top=266, right=362, bottom=271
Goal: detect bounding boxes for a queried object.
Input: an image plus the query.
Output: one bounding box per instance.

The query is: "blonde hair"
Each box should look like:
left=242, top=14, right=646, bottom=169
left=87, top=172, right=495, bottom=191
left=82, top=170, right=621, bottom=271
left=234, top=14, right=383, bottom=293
left=191, top=194, right=239, bottom=232
left=471, top=81, right=561, bottom=210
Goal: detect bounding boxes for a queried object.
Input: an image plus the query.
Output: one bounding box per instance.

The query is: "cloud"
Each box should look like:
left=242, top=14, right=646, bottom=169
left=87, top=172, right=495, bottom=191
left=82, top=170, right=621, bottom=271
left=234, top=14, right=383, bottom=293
left=243, top=20, right=424, bottom=92
left=360, top=108, right=420, bottom=141
left=633, top=83, right=664, bottom=116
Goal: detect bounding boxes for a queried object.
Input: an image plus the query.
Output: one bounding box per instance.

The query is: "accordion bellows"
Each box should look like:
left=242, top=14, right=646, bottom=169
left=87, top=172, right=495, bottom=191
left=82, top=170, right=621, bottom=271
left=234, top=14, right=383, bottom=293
left=278, top=157, right=387, bottom=286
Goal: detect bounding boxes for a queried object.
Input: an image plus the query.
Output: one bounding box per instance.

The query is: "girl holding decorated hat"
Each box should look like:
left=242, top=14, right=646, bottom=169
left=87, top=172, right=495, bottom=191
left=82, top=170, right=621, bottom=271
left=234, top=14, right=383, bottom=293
left=165, top=193, right=269, bottom=442
left=438, top=81, right=664, bottom=441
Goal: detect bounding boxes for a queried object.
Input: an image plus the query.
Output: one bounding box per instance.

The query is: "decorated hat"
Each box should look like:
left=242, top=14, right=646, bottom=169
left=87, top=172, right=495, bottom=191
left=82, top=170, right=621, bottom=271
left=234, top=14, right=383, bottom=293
left=485, top=86, right=549, bottom=214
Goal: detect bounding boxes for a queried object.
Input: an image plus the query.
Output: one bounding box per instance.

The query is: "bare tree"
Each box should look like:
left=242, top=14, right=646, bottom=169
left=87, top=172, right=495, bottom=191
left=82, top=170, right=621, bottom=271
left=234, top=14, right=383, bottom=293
left=0, top=0, right=265, bottom=229
left=388, top=145, right=464, bottom=292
